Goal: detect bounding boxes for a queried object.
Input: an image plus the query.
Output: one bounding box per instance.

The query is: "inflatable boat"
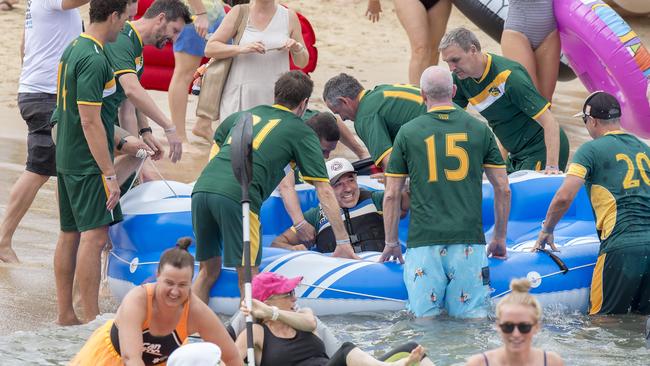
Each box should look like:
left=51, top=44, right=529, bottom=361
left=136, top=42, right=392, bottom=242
left=107, top=171, right=599, bottom=315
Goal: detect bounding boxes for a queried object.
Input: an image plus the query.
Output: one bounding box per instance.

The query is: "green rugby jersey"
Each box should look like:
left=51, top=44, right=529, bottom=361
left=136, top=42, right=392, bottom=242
left=213, top=108, right=321, bottom=184
left=194, top=104, right=329, bottom=212
left=452, top=53, right=552, bottom=159
left=354, top=84, right=426, bottom=165
left=302, top=108, right=320, bottom=122
left=214, top=108, right=320, bottom=148
left=566, top=131, right=650, bottom=253
left=102, top=21, right=144, bottom=126
left=52, top=34, right=117, bottom=175
left=386, top=105, right=505, bottom=247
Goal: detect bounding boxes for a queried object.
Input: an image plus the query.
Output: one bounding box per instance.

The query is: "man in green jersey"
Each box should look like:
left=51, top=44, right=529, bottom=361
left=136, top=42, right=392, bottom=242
left=210, top=111, right=358, bottom=245
left=51, top=0, right=129, bottom=325
left=323, top=74, right=426, bottom=169
left=191, top=71, right=359, bottom=303
left=102, top=0, right=192, bottom=163
left=534, top=92, right=650, bottom=315
left=381, top=66, right=511, bottom=318
left=439, top=27, right=569, bottom=174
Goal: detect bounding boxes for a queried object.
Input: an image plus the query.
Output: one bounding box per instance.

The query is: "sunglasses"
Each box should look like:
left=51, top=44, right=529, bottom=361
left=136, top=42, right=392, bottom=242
left=581, top=113, right=591, bottom=124
left=271, top=289, right=295, bottom=299
left=498, top=322, right=536, bottom=334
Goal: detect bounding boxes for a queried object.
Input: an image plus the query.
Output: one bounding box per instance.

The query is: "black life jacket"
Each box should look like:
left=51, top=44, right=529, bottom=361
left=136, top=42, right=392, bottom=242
left=314, top=189, right=385, bottom=253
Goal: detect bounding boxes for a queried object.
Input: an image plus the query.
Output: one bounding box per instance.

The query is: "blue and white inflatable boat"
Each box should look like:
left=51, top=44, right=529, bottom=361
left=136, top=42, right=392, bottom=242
left=108, top=171, right=599, bottom=315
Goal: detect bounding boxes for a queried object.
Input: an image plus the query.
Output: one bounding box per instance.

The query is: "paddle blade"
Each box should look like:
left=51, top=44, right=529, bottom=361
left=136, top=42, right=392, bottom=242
left=231, top=112, right=253, bottom=189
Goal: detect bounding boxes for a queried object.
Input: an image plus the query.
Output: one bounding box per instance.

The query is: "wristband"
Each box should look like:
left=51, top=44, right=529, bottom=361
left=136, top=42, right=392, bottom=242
left=116, top=137, right=127, bottom=151
left=139, top=127, right=152, bottom=136
left=270, top=306, right=280, bottom=321
left=336, top=238, right=351, bottom=246
left=293, top=220, right=307, bottom=231
left=385, top=241, right=400, bottom=248
left=103, top=174, right=117, bottom=181
left=164, top=126, right=177, bottom=134
left=541, top=220, right=553, bottom=234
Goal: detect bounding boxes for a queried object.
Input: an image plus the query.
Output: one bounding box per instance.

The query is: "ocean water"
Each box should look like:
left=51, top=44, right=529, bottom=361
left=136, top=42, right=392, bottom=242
left=0, top=310, right=647, bottom=365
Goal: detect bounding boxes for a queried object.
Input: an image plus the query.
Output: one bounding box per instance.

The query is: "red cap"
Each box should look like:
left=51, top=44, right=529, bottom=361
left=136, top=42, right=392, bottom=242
left=252, top=272, right=302, bottom=302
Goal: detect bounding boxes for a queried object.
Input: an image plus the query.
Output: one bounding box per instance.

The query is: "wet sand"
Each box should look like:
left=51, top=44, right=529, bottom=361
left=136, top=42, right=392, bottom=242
left=0, top=0, right=649, bottom=334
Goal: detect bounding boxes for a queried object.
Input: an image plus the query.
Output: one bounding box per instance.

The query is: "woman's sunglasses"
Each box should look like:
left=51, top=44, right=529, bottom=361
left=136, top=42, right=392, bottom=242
left=498, top=322, right=536, bottom=334
left=271, top=289, right=296, bottom=299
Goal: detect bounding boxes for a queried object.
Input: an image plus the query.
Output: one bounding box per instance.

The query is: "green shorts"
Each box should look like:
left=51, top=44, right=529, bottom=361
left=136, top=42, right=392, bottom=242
left=191, top=191, right=262, bottom=268
left=57, top=173, right=123, bottom=232
left=589, top=244, right=650, bottom=315
left=507, top=128, right=569, bottom=173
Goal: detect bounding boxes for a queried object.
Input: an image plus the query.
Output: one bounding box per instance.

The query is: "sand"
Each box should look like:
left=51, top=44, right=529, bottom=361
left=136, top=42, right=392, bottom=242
left=0, top=0, right=648, bottom=333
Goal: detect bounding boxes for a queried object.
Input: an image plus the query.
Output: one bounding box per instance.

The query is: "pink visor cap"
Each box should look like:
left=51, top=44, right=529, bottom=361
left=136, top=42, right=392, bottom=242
left=252, top=272, right=303, bottom=302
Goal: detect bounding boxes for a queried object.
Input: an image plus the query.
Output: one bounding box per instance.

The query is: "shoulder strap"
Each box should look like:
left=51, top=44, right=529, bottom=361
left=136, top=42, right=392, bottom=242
left=174, top=295, right=191, bottom=341
left=358, top=189, right=373, bottom=202
left=142, top=283, right=155, bottom=329
left=232, top=4, right=250, bottom=45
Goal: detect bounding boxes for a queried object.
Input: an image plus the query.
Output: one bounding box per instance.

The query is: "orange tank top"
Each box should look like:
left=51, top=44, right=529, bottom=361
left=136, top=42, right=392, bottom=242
left=110, top=283, right=191, bottom=365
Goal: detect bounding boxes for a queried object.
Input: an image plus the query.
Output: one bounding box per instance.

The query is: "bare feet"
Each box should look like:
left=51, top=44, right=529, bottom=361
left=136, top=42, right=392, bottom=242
left=0, top=244, right=19, bottom=263
left=392, top=345, right=425, bottom=366
left=191, top=124, right=214, bottom=144
left=56, top=314, right=82, bottom=326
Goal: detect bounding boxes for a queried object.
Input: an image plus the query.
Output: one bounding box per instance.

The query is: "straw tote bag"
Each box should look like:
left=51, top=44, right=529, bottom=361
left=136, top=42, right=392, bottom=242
left=196, top=4, right=250, bottom=120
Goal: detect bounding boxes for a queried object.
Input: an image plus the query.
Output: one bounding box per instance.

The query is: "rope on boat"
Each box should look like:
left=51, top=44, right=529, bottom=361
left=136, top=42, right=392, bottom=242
left=109, top=251, right=406, bottom=302
left=110, top=252, right=596, bottom=302
left=490, top=262, right=597, bottom=299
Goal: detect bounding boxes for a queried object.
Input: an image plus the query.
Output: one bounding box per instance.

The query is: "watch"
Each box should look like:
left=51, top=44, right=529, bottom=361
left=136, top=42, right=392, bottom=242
left=116, top=137, right=127, bottom=151
left=139, top=127, right=153, bottom=136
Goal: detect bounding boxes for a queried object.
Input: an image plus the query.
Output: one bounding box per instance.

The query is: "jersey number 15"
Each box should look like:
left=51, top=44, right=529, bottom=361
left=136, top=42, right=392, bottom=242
left=424, top=133, right=469, bottom=182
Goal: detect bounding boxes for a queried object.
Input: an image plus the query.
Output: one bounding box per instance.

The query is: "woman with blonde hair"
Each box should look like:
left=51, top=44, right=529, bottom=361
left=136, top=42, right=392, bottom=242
left=466, top=279, right=564, bottom=366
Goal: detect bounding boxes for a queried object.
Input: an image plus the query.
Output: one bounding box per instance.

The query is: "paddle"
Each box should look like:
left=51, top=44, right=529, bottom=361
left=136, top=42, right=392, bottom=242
left=230, top=112, right=255, bottom=366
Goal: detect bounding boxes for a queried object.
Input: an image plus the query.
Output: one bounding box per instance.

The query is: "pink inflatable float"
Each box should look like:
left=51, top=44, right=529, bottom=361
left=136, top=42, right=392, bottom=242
left=555, top=0, right=650, bottom=137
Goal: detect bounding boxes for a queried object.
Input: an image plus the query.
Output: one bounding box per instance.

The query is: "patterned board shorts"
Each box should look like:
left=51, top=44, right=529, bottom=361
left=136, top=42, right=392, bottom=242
left=404, top=244, right=490, bottom=318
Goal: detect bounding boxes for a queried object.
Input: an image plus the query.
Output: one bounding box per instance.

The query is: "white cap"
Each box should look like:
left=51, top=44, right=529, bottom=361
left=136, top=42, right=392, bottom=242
left=326, top=158, right=356, bottom=184
left=168, top=342, right=221, bottom=366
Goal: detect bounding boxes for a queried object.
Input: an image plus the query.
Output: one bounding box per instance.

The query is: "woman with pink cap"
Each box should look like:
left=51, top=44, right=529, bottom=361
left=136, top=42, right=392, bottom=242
left=236, top=272, right=432, bottom=365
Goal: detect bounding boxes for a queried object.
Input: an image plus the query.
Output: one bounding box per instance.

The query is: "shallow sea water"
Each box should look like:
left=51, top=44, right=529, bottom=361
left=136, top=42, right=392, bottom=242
left=0, top=309, right=648, bottom=365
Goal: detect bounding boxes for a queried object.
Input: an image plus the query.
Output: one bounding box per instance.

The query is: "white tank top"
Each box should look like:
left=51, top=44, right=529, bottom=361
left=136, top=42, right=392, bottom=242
left=19, top=0, right=83, bottom=94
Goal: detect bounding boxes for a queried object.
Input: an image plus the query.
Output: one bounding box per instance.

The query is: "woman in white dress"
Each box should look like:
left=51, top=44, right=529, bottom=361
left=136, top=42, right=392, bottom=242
left=205, top=0, right=309, bottom=121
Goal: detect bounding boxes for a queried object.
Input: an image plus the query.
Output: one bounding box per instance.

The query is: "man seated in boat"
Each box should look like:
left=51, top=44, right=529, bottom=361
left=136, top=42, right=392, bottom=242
left=272, top=158, right=410, bottom=253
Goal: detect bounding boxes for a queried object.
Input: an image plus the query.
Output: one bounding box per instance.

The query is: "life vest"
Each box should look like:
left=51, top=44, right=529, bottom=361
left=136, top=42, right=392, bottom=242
left=314, top=189, right=385, bottom=253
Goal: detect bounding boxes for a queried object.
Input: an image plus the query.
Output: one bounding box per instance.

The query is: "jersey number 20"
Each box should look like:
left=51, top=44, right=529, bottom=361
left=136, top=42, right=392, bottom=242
left=616, top=152, right=650, bottom=189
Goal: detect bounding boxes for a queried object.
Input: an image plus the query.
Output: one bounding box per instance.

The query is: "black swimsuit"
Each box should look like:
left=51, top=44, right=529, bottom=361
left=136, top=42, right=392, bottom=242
left=482, top=350, right=547, bottom=366
left=419, top=0, right=440, bottom=11
left=260, top=324, right=329, bottom=366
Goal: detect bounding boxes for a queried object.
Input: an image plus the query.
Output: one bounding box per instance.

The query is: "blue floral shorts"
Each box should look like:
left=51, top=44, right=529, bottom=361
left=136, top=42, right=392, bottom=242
left=404, top=244, right=490, bottom=318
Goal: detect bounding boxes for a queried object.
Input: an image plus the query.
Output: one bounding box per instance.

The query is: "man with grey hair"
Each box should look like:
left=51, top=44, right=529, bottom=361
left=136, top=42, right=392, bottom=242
left=323, top=73, right=425, bottom=169
left=381, top=65, right=510, bottom=318
left=439, top=27, right=569, bottom=174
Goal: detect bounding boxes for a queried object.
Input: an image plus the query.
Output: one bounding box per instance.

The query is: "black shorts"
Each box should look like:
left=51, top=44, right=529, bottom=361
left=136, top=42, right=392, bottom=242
left=17, top=93, right=57, bottom=176
left=589, top=244, right=650, bottom=315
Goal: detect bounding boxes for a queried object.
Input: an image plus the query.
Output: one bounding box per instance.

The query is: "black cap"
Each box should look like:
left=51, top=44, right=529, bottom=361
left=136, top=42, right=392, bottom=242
left=575, top=91, right=621, bottom=120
